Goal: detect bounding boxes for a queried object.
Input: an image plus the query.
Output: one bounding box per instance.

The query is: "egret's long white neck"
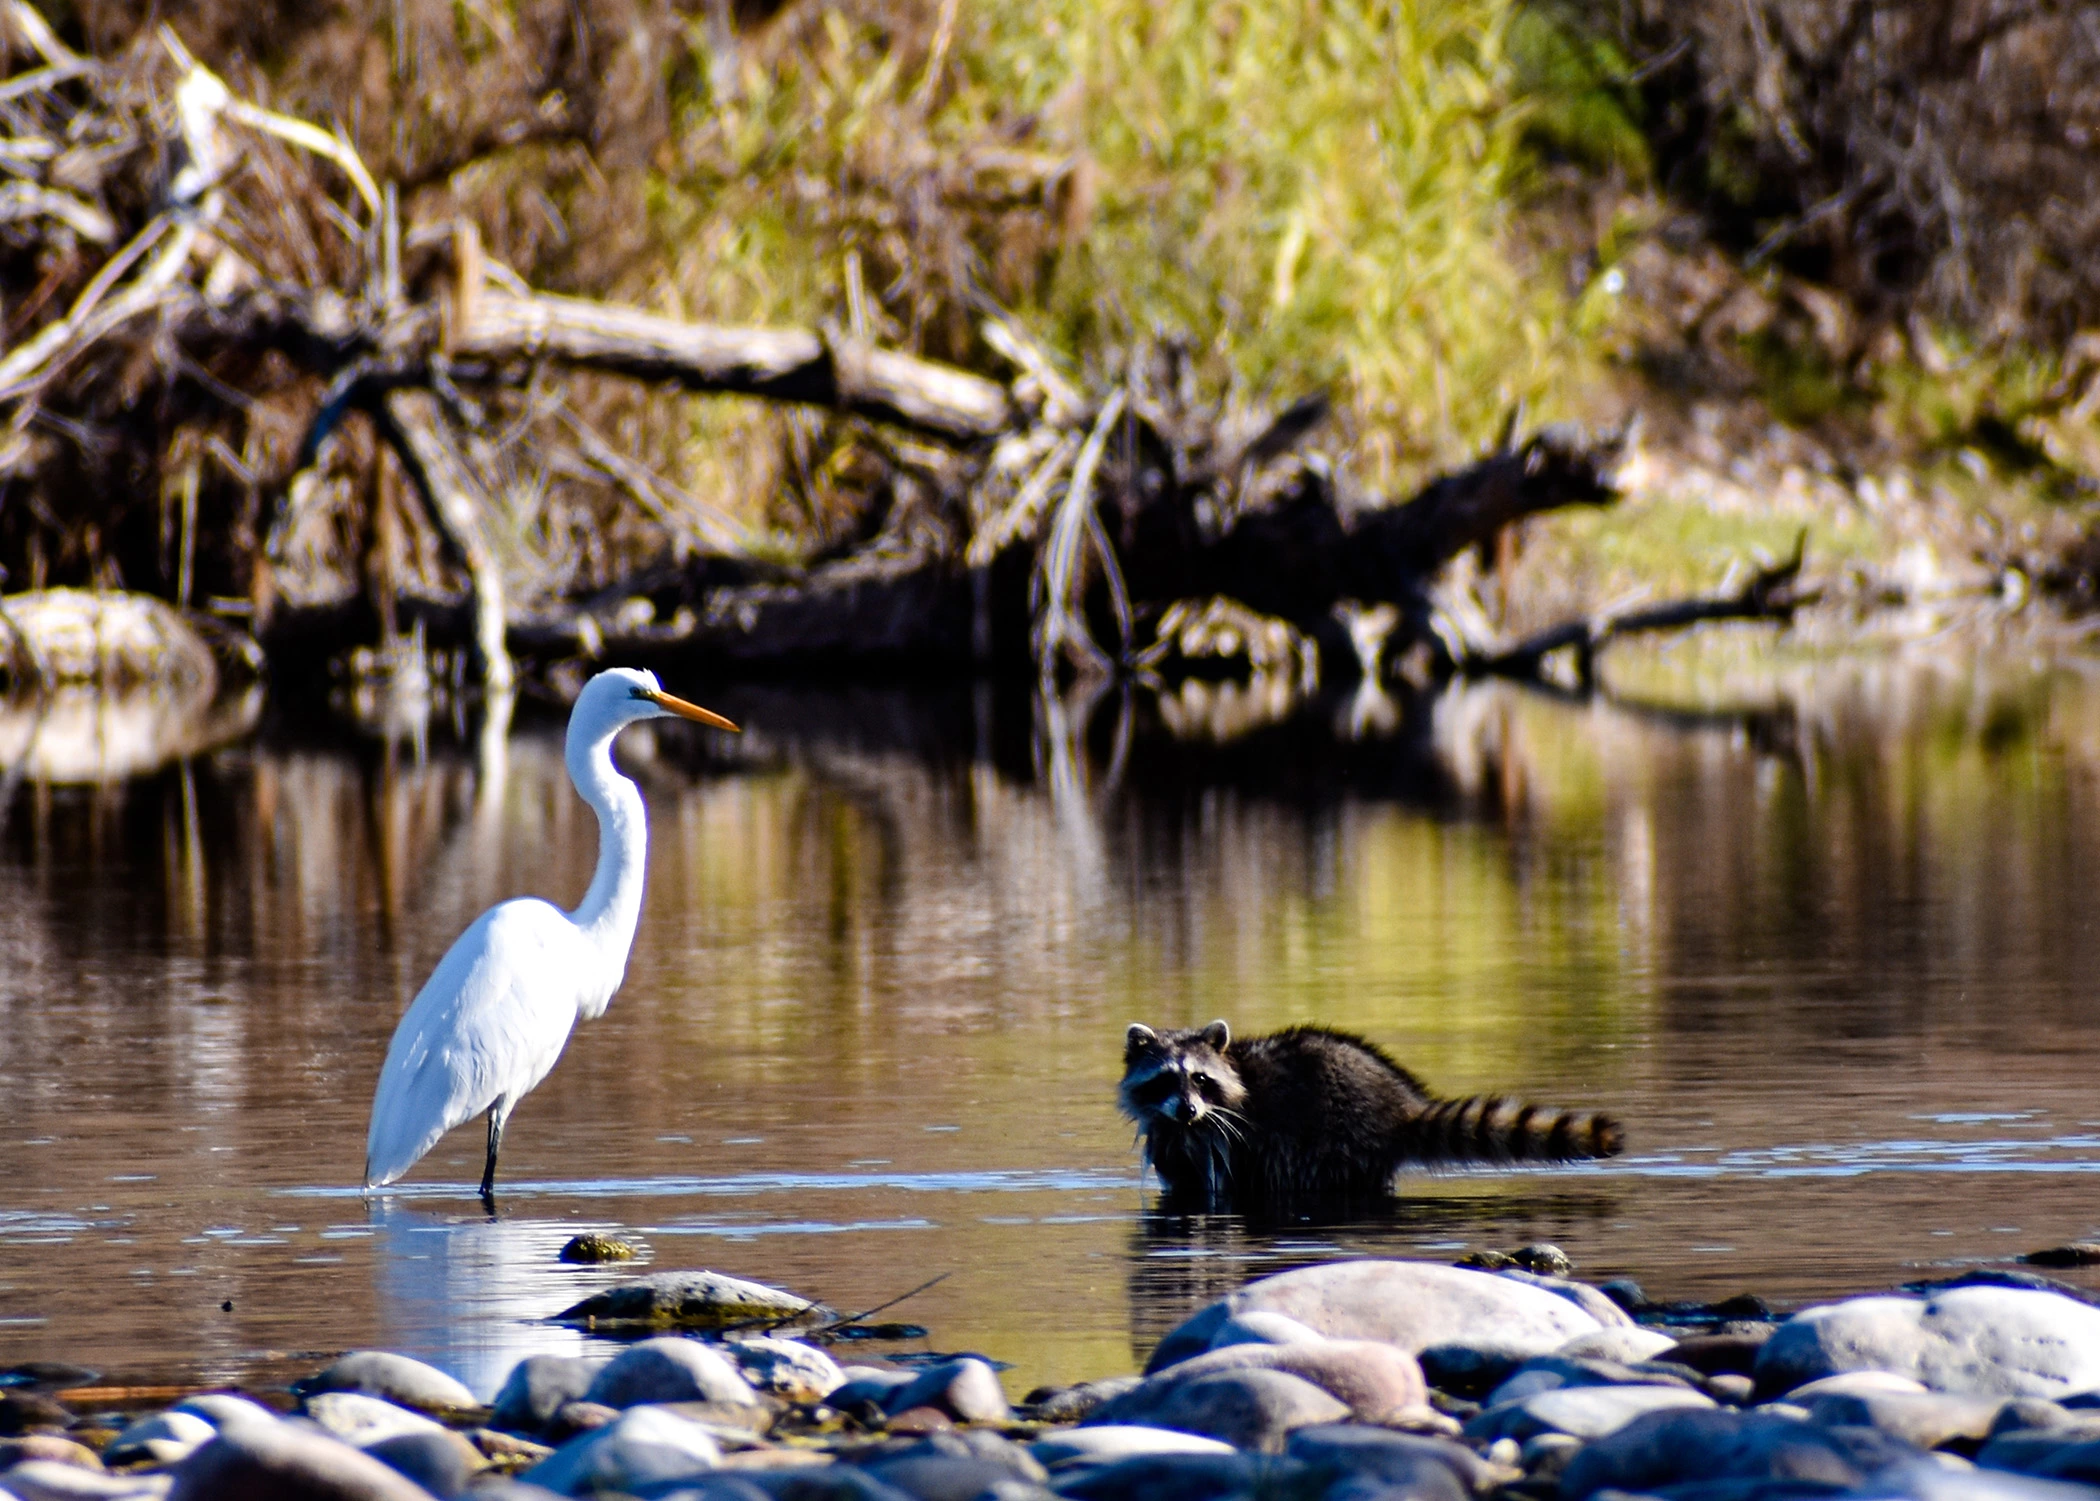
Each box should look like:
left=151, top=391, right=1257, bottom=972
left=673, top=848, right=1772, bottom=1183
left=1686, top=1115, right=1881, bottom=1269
left=565, top=722, right=650, bottom=963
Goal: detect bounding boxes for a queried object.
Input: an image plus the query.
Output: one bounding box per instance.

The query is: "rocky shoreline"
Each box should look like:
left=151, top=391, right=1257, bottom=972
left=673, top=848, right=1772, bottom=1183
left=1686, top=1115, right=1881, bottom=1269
left=9, top=1254, right=2100, bottom=1500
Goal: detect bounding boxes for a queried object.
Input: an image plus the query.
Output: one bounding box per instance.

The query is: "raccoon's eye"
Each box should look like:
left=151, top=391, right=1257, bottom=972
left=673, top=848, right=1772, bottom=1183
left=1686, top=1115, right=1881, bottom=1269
left=1194, top=1075, right=1223, bottom=1101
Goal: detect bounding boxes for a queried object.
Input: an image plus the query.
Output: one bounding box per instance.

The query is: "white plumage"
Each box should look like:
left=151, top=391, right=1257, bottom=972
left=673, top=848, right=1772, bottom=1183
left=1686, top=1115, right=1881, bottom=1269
left=364, top=668, right=737, bottom=1198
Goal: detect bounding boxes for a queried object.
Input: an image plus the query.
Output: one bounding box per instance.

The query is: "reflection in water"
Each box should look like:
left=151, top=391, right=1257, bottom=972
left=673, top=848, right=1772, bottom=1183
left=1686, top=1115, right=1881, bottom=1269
left=0, top=683, right=261, bottom=783
left=4, top=651, right=2100, bottom=1395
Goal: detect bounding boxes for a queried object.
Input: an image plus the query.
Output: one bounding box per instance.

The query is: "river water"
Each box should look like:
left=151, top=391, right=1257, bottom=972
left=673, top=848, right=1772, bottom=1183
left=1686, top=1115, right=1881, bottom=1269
left=4, top=645, right=2100, bottom=1401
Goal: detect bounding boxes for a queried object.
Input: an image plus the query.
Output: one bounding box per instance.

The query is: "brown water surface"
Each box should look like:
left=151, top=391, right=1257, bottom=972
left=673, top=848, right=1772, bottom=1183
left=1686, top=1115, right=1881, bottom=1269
left=4, top=648, right=2100, bottom=1399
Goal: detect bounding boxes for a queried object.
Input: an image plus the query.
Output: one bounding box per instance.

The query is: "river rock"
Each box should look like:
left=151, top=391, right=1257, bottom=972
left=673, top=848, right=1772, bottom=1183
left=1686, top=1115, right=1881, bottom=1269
left=1098, top=1341, right=1424, bottom=1420
left=1557, top=1405, right=1925, bottom=1499
left=1976, top=1421, right=2100, bottom=1472
left=170, top=1395, right=280, bottom=1431
left=0, top=1464, right=168, bottom=1501
left=861, top=1435, right=1046, bottom=1500
left=0, top=1436, right=102, bottom=1471
left=1484, top=1353, right=1696, bottom=1407
left=1027, top=1378, right=1142, bottom=1424
left=1467, top=1381, right=1715, bottom=1443
left=1756, top=1287, right=2100, bottom=1399
left=1285, top=1423, right=1492, bottom=1494
left=1806, top=1390, right=2007, bottom=1449
left=103, top=1411, right=217, bottom=1467
left=554, top=1271, right=829, bottom=1331
left=829, top=1369, right=916, bottom=1412
left=882, top=1360, right=1010, bottom=1424
left=295, top=1353, right=478, bottom=1416
left=1490, top=1268, right=1633, bottom=1329
left=725, top=1338, right=844, bottom=1402
left=1657, top=1330, right=1773, bottom=1376
left=585, top=1338, right=758, bottom=1409
left=167, top=1419, right=439, bottom=1501
left=361, top=1430, right=484, bottom=1498
left=1557, top=1326, right=1680, bottom=1364
left=1029, top=1427, right=1237, bottom=1469
left=1044, top=1452, right=1271, bottom=1501
left=491, top=1357, right=610, bottom=1434
left=1145, top=1260, right=1613, bottom=1376
left=301, top=1393, right=447, bottom=1448
left=1787, top=1370, right=1933, bottom=1401
left=0, top=1395, right=72, bottom=1437
left=520, top=1404, right=722, bottom=1495
left=1206, top=1312, right=1327, bottom=1351
left=1091, top=1367, right=1347, bottom=1452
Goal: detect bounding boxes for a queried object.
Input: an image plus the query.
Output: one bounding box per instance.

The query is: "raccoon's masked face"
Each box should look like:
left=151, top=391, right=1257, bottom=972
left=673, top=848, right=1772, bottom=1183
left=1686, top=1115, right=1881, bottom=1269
left=1119, top=1021, right=1244, bottom=1130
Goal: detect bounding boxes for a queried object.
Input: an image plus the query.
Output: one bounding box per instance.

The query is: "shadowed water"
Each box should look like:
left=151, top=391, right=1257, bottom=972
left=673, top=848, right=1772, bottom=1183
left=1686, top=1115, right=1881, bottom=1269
left=4, top=646, right=2100, bottom=1398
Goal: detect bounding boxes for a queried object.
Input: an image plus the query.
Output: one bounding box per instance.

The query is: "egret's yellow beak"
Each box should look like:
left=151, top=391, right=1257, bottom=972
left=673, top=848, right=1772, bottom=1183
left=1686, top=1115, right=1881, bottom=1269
left=643, top=689, right=740, bottom=732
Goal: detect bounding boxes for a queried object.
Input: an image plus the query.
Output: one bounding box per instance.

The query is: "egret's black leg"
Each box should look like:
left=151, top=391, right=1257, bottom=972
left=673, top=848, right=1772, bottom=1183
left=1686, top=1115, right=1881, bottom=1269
left=480, top=1107, right=504, bottom=1204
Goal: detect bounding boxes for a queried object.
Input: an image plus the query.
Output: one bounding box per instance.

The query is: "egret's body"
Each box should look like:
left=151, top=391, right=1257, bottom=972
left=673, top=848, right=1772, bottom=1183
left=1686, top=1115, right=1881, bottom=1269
left=364, top=668, right=736, bottom=1198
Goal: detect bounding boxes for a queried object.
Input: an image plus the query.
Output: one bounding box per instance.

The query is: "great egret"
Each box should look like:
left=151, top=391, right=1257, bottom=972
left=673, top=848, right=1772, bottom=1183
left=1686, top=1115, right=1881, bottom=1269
left=364, top=667, right=738, bottom=1200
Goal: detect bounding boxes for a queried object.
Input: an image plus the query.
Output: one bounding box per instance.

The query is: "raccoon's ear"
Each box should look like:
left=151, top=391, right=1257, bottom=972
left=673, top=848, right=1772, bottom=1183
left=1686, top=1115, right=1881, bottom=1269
left=1126, top=1023, right=1160, bottom=1055
left=1199, top=1019, right=1230, bottom=1050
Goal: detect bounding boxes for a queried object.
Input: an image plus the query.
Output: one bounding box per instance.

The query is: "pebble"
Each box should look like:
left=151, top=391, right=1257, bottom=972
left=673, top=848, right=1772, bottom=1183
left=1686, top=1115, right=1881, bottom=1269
left=293, top=1352, right=478, bottom=1416
left=1556, top=1405, right=1925, bottom=1499
left=519, top=1403, right=723, bottom=1495
left=830, top=1368, right=918, bottom=1413
left=881, top=1359, right=1011, bottom=1424
left=0, top=1395, right=73, bottom=1437
left=1557, top=1325, right=1680, bottom=1364
left=300, top=1392, right=447, bottom=1448
left=725, top=1337, right=845, bottom=1402
left=1285, top=1422, right=1494, bottom=1493
left=1785, top=1369, right=1932, bottom=1401
left=0, top=1436, right=103, bottom=1471
left=1484, top=1353, right=1696, bottom=1407
left=1205, top=1312, right=1327, bottom=1350
left=1028, top=1426, right=1237, bottom=1468
left=556, top=1233, right=637, bottom=1264
left=490, top=1356, right=610, bottom=1435
left=1097, top=1340, right=1425, bottom=1420
left=1146, top=1260, right=1615, bottom=1374
left=584, top=1337, right=759, bottom=1408
left=101, top=1411, right=216, bottom=1467
left=166, top=1418, right=439, bottom=1501
left=554, top=1269, right=830, bottom=1331
left=168, top=1394, right=279, bottom=1431
left=360, top=1429, right=485, bottom=1497
left=1755, top=1287, right=2100, bottom=1399
left=1466, top=1381, right=1716, bottom=1443
left=0, top=1464, right=169, bottom=1500
left=1089, top=1367, right=1348, bottom=1452
left=1024, top=1377, right=1140, bottom=1424
left=1803, top=1389, right=2007, bottom=1449
left=1043, top=1451, right=1271, bottom=1501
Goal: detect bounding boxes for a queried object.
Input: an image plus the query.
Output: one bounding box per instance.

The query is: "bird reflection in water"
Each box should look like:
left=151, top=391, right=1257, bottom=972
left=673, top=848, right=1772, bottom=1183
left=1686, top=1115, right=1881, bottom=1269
left=366, top=1195, right=628, bottom=1401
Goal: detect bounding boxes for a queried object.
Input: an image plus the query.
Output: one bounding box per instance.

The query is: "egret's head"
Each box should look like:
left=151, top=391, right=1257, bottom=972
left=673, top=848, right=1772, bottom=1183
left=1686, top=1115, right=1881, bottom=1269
left=575, top=667, right=740, bottom=738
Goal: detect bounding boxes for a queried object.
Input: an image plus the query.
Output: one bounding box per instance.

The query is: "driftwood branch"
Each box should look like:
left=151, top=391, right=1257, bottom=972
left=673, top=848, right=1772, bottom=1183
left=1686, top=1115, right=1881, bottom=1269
left=1473, top=531, right=1814, bottom=684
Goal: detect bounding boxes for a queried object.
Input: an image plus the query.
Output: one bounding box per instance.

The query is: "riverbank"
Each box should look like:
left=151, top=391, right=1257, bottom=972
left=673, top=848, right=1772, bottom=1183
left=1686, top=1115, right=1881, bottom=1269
left=13, top=1252, right=2100, bottom=1498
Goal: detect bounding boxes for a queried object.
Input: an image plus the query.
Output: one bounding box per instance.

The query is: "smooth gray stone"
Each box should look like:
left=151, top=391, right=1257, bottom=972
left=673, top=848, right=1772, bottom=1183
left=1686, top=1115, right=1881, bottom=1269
left=1467, top=1382, right=1715, bottom=1443
left=1557, top=1406, right=1926, bottom=1500
left=1046, top=1452, right=1274, bottom=1501
left=1850, top=1458, right=2100, bottom=1500
left=1145, top=1260, right=1612, bottom=1374
left=1100, top=1340, right=1424, bottom=1420
left=735, top=1469, right=919, bottom=1501
left=554, top=1271, right=831, bottom=1331
left=1558, top=1327, right=1681, bottom=1365
left=520, top=1405, right=722, bottom=1495
left=167, top=1421, right=440, bottom=1501
left=1755, top=1288, right=2100, bottom=1399
left=1485, top=1354, right=1696, bottom=1408
left=1029, top=1427, right=1235, bottom=1469
left=882, top=1360, right=1011, bottom=1424
left=1206, top=1312, right=1327, bottom=1351
left=586, top=1338, right=759, bottom=1409
left=451, top=1484, right=566, bottom=1501
left=1092, top=1368, right=1347, bottom=1452
left=861, top=1454, right=1046, bottom=1501
left=301, top=1392, right=446, bottom=1448
left=725, top=1339, right=844, bottom=1402
left=1028, top=1378, right=1142, bottom=1425
left=1490, top=1268, right=1636, bottom=1331
left=1991, top=1398, right=2078, bottom=1436
left=649, top=1479, right=777, bottom=1501
left=170, top=1394, right=280, bottom=1431
left=360, top=1430, right=482, bottom=1498
left=1978, top=1423, right=2100, bottom=1472
left=830, top=1370, right=916, bottom=1412
left=295, top=1352, right=477, bottom=1415
left=1785, top=1371, right=1931, bottom=1401
left=491, top=1357, right=610, bottom=1434
left=1805, top=1391, right=2006, bottom=1450
left=0, top=1465, right=169, bottom=1501
left=1285, top=1422, right=1488, bottom=1496
left=102, top=1411, right=217, bottom=1466
left=2027, top=1439, right=2100, bottom=1482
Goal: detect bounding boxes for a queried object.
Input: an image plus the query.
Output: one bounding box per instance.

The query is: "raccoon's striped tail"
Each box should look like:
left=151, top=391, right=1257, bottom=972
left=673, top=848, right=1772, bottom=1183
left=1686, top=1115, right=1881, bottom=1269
left=1400, top=1096, right=1624, bottom=1164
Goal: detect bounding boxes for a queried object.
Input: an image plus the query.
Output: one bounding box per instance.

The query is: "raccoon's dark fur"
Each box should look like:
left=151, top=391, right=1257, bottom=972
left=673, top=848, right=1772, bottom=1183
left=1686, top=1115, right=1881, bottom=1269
left=1120, top=1020, right=1624, bottom=1215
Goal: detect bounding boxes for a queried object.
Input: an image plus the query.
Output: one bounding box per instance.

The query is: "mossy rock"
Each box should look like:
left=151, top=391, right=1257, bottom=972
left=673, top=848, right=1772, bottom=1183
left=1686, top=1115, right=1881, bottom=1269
left=554, top=1271, right=831, bottom=1331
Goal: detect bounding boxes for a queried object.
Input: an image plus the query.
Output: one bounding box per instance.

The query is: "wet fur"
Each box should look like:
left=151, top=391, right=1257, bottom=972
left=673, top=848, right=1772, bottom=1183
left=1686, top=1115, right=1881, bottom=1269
left=1120, top=1021, right=1624, bottom=1216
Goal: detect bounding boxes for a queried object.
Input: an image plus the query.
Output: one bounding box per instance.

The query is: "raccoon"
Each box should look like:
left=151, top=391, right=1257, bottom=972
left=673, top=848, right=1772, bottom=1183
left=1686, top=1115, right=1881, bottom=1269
left=1119, top=1020, right=1624, bottom=1215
